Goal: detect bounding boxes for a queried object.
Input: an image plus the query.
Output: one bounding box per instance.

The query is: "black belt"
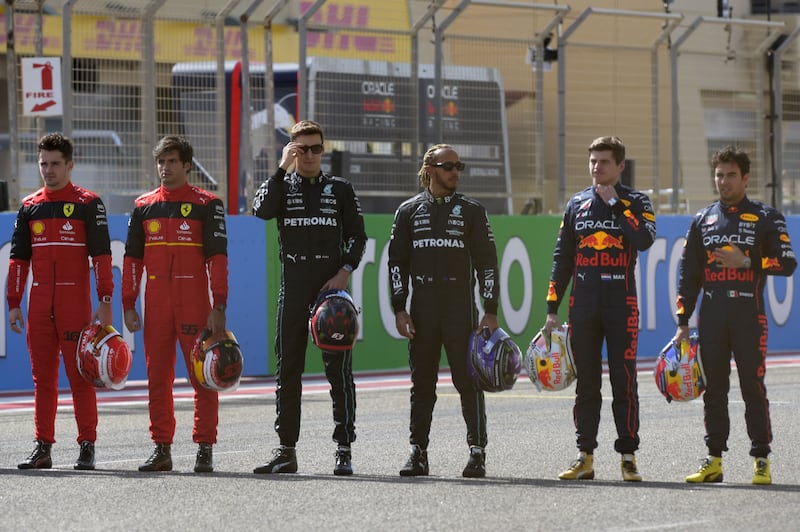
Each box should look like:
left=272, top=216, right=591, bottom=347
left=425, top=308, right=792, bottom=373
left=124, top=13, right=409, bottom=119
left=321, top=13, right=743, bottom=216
left=412, top=275, right=460, bottom=287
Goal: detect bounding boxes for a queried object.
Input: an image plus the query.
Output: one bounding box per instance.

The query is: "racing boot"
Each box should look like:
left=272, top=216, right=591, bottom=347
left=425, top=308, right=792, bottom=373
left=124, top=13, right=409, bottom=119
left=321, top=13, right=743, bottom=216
left=399, top=444, right=429, bottom=477
left=334, top=446, right=353, bottom=476
left=752, top=457, right=771, bottom=485
left=558, top=451, right=594, bottom=480
left=254, top=446, right=298, bottom=474
left=18, top=440, right=52, bottom=470
left=620, top=453, right=642, bottom=482
left=194, top=443, right=213, bottom=473
left=139, top=443, right=172, bottom=472
left=74, top=441, right=96, bottom=471
left=462, top=446, right=486, bottom=478
left=685, top=455, right=723, bottom=483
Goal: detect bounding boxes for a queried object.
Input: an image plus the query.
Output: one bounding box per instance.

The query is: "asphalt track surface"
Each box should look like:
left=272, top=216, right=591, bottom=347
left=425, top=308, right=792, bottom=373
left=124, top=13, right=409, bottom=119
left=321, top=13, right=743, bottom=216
left=2, top=356, right=800, bottom=531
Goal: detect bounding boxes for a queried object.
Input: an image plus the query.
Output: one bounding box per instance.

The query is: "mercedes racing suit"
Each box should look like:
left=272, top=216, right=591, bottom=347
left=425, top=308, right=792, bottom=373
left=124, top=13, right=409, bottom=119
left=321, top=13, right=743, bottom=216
left=253, top=169, right=366, bottom=447
left=7, top=183, right=113, bottom=445
left=388, top=189, right=499, bottom=450
left=122, top=182, right=228, bottom=445
left=676, top=197, right=796, bottom=457
left=547, top=183, right=656, bottom=454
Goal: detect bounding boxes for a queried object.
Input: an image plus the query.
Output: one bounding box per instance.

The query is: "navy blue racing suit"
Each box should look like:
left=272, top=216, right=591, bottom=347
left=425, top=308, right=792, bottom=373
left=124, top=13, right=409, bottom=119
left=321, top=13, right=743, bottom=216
left=547, top=183, right=656, bottom=454
left=253, top=168, right=367, bottom=447
left=676, top=196, right=796, bottom=457
left=388, top=189, right=499, bottom=450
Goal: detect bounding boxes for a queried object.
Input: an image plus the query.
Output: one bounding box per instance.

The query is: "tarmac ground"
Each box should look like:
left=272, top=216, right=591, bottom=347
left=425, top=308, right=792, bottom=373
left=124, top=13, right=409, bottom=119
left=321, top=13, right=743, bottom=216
left=2, top=357, right=800, bottom=531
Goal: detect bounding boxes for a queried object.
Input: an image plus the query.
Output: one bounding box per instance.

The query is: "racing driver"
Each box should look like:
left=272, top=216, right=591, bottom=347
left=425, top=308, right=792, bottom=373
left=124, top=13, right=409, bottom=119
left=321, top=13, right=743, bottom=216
left=123, top=135, right=228, bottom=473
left=676, top=145, right=796, bottom=485
left=544, top=136, right=656, bottom=482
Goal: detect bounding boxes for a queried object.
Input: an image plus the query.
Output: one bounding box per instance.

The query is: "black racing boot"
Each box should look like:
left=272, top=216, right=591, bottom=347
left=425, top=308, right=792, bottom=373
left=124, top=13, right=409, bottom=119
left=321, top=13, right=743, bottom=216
left=334, top=446, right=353, bottom=476
left=194, top=443, right=213, bottom=473
left=139, top=444, right=172, bottom=472
left=253, top=446, right=298, bottom=474
left=462, top=446, right=486, bottom=478
left=18, top=440, right=52, bottom=470
left=399, top=445, right=429, bottom=477
left=74, top=441, right=96, bottom=470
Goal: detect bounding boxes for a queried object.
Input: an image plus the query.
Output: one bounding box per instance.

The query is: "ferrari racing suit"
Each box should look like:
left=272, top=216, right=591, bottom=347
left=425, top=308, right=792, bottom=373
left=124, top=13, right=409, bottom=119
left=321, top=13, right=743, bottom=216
left=122, top=182, right=228, bottom=445
left=676, top=196, right=796, bottom=457
left=546, top=183, right=656, bottom=453
left=388, top=189, right=499, bottom=450
left=7, top=183, right=113, bottom=444
left=253, top=168, right=366, bottom=447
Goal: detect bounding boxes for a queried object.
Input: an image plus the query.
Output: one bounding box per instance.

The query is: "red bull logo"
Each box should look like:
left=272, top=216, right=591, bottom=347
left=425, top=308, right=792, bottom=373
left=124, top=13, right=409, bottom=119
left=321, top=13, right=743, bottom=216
left=578, top=231, right=624, bottom=250
left=762, top=257, right=781, bottom=270
left=704, top=267, right=755, bottom=283
left=537, top=355, right=562, bottom=388
left=362, top=98, right=395, bottom=113
left=622, top=209, right=639, bottom=229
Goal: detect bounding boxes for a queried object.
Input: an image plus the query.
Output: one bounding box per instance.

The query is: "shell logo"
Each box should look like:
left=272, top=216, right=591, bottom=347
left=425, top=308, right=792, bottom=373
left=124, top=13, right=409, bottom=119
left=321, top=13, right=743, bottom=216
left=147, top=220, right=161, bottom=234
left=32, top=221, right=45, bottom=235
left=740, top=213, right=759, bottom=222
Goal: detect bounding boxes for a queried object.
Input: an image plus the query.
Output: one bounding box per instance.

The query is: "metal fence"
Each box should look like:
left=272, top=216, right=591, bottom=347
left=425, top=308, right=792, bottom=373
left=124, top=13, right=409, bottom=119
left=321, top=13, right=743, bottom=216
left=2, top=0, right=800, bottom=216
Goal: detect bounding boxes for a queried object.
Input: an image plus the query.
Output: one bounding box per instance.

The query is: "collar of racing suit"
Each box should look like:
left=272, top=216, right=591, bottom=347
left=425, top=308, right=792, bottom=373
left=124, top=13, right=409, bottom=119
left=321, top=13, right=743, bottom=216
left=423, top=187, right=456, bottom=205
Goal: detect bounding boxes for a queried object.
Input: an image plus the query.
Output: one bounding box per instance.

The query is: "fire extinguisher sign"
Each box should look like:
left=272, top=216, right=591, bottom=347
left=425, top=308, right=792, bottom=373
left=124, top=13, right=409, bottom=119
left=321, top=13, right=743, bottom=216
left=21, top=57, right=63, bottom=117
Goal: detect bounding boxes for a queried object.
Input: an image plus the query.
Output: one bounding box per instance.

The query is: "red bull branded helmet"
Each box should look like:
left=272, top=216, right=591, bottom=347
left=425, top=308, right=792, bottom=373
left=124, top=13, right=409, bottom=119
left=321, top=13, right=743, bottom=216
left=525, top=323, right=576, bottom=391
left=467, top=327, right=522, bottom=392
left=76, top=322, right=132, bottom=390
left=309, top=289, right=359, bottom=351
left=191, top=329, right=244, bottom=392
left=654, top=332, right=706, bottom=403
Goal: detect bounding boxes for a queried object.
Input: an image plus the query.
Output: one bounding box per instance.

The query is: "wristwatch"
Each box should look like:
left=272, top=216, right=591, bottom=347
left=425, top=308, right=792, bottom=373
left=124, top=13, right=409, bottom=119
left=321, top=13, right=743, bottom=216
left=742, top=257, right=751, bottom=269
left=101, top=295, right=112, bottom=304
left=341, top=264, right=354, bottom=273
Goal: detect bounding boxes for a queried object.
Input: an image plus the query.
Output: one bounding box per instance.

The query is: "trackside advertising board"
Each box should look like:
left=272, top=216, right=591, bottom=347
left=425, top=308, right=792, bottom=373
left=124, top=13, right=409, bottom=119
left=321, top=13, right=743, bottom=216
left=0, top=213, right=797, bottom=391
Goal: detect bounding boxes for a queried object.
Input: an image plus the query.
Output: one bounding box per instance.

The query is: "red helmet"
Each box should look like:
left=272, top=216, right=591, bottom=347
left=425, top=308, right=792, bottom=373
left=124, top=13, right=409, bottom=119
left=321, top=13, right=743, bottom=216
left=308, top=289, right=359, bottom=352
left=191, top=329, right=244, bottom=392
left=76, top=322, right=132, bottom=390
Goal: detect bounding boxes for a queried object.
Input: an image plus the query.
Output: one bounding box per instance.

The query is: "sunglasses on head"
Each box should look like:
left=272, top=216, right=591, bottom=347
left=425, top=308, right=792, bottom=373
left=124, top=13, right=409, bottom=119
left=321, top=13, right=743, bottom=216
left=298, top=144, right=324, bottom=154
left=431, top=161, right=466, bottom=171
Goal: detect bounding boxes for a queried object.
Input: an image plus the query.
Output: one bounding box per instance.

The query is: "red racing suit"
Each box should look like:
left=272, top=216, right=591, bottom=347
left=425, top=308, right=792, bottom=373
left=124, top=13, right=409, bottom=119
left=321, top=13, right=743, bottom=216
left=546, top=183, right=656, bottom=454
left=676, top=196, right=797, bottom=457
left=7, top=183, right=113, bottom=444
left=122, top=182, right=228, bottom=445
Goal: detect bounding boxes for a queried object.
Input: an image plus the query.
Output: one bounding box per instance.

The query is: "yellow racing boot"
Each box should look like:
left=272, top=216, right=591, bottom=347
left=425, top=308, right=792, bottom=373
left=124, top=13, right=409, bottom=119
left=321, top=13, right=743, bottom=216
left=686, top=456, right=723, bottom=483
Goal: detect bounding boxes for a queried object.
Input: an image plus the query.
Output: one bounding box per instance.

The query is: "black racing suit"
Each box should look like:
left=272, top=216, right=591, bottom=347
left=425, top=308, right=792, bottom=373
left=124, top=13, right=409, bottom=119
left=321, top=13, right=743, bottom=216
left=676, top=197, right=796, bottom=457
left=388, top=189, right=499, bottom=450
left=547, top=183, right=656, bottom=454
left=253, top=169, right=366, bottom=447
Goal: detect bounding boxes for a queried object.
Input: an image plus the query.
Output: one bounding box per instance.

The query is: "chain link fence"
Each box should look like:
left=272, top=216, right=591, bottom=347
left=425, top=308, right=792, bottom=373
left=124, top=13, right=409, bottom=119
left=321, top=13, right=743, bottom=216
left=2, top=1, right=800, bottom=216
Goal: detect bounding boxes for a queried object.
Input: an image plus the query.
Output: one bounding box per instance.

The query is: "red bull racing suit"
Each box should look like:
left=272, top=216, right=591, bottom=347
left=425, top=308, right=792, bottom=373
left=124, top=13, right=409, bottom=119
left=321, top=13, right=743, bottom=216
left=122, top=183, right=228, bottom=445
left=676, top=197, right=796, bottom=457
left=388, top=189, right=499, bottom=450
left=7, top=183, right=113, bottom=445
left=547, top=183, right=656, bottom=454
left=253, top=169, right=366, bottom=447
